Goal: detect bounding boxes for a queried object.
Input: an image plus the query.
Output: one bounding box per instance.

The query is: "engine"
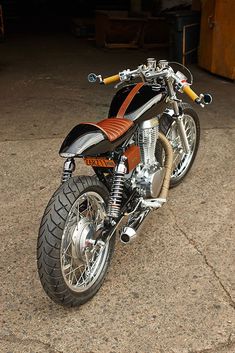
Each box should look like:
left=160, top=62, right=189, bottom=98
left=132, top=117, right=165, bottom=198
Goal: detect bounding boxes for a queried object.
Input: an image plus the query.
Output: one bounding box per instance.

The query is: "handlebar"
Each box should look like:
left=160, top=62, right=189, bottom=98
left=102, top=74, right=120, bottom=85
left=182, top=84, right=212, bottom=107
left=173, top=72, right=212, bottom=107
left=182, top=85, right=199, bottom=102
left=88, top=59, right=212, bottom=107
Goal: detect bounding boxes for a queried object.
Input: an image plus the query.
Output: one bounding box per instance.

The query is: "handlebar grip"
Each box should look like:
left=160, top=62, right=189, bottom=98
left=183, top=85, right=199, bottom=102
left=103, top=74, right=120, bottom=85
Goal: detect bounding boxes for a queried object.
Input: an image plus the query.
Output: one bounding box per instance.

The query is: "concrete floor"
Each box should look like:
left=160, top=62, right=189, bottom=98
left=0, top=33, right=235, bottom=353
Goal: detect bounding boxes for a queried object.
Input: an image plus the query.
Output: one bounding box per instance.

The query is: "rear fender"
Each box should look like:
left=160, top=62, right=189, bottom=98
left=59, top=124, right=105, bottom=157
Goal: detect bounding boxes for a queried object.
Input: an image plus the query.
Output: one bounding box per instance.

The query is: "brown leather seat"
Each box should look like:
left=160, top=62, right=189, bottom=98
left=80, top=118, right=134, bottom=142
left=79, top=83, right=145, bottom=142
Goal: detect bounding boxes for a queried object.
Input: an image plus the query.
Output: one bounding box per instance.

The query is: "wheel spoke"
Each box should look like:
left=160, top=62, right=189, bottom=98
left=60, top=191, right=109, bottom=293
left=62, top=238, right=72, bottom=258
left=167, top=114, right=197, bottom=180
left=64, top=264, right=83, bottom=277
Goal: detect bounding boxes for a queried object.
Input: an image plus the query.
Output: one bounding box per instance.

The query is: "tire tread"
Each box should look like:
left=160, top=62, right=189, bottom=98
left=37, top=176, right=114, bottom=307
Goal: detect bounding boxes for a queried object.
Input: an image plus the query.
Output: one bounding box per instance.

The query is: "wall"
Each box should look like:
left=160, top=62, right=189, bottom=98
left=160, top=0, right=192, bottom=10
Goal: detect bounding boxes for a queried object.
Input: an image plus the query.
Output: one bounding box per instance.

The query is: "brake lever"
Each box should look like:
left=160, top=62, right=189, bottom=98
left=114, top=74, right=136, bottom=89
left=114, top=81, right=125, bottom=89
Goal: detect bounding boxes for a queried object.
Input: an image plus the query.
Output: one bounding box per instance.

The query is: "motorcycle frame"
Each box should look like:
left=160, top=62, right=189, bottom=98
left=60, top=72, right=191, bottom=233
left=61, top=75, right=190, bottom=186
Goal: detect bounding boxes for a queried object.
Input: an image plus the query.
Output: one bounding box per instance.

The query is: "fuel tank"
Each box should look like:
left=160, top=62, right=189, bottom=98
left=109, top=83, right=167, bottom=122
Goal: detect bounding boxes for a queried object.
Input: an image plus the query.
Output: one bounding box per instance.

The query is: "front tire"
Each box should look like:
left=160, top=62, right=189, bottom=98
left=37, top=176, right=115, bottom=307
left=157, top=103, right=200, bottom=187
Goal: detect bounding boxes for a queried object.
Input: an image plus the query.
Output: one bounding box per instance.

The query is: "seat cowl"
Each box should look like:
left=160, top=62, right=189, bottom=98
left=80, top=118, right=134, bottom=142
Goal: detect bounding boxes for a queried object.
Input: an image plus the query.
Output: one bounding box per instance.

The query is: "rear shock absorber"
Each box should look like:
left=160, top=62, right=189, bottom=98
left=107, top=156, right=127, bottom=219
left=61, top=158, right=75, bottom=183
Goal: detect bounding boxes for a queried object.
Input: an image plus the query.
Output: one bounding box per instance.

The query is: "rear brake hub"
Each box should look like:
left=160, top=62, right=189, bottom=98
left=71, top=218, right=95, bottom=262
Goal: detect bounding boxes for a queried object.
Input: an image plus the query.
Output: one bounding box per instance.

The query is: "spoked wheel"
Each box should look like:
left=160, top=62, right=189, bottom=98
left=157, top=103, right=200, bottom=187
left=37, top=176, right=115, bottom=307
left=61, top=191, right=109, bottom=293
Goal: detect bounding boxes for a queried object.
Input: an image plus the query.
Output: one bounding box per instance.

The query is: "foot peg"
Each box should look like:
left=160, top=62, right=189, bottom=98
left=141, top=198, right=166, bottom=208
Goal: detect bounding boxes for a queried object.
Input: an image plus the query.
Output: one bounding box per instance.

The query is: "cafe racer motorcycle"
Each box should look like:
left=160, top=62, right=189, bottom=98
left=37, top=58, right=212, bottom=307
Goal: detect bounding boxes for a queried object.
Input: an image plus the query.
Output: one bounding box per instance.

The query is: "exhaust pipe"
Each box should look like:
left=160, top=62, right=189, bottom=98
left=120, top=208, right=150, bottom=244
left=157, top=132, right=173, bottom=200
left=120, top=227, right=137, bottom=244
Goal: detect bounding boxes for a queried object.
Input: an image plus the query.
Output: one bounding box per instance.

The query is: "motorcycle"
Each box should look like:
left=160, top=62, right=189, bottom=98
left=37, top=58, right=212, bottom=307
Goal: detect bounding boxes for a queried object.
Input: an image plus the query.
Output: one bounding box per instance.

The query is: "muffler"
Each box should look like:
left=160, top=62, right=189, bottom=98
left=120, top=208, right=150, bottom=244
left=120, top=227, right=137, bottom=244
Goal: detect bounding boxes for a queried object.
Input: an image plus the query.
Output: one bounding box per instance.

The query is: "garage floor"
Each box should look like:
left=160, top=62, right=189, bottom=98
left=0, top=33, right=235, bottom=353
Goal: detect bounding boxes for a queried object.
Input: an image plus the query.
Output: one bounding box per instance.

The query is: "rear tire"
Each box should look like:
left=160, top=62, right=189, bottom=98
left=37, top=176, right=115, bottom=307
left=156, top=103, right=200, bottom=187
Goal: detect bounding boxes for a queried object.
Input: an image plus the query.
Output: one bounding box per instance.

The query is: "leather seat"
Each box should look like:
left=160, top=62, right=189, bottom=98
left=79, top=83, right=144, bottom=142
left=80, top=118, right=134, bottom=142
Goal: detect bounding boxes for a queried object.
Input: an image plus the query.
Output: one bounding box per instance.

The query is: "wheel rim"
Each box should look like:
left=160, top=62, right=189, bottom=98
left=60, top=191, right=109, bottom=293
left=167, top=114, right=197, bottom=181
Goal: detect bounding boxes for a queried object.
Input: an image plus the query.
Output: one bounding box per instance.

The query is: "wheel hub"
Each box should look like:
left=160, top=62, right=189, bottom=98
left=71, top=218, right=95, bottom=262
left=61, top=190, right=110, bottom=293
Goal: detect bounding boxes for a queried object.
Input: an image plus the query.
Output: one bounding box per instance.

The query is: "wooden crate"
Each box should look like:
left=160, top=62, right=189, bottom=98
left=95, top=11, right=146, bottom=48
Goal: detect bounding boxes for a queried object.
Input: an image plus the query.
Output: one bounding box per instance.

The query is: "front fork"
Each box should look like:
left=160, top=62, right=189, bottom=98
left=167, top=79, right=190, bottom=154
left=176, top=116, right=190, bottom=154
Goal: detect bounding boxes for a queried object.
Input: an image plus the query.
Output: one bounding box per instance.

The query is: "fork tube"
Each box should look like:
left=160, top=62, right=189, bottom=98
left=167, top=79, right=190, bottom=154
left=167, top=79, right=180, bottom=115
left=177, top=117, right=190, bottom=154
